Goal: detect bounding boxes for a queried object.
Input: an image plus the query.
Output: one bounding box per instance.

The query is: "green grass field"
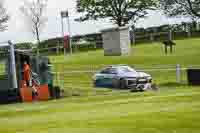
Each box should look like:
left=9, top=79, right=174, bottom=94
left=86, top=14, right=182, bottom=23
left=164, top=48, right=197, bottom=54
left=1, top=38, right=200, bottom=133
left=0, top=87, right=200, bottom=133
left=50, top=38, right=200, bottom=92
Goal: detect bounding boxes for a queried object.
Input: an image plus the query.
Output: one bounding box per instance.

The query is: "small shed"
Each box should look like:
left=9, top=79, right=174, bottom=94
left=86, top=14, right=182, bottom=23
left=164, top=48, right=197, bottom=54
left=101, top=26, right=131, bottom=56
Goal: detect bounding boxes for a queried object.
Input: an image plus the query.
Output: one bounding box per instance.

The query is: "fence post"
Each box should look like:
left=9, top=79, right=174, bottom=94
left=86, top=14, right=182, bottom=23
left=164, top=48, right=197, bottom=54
left=57, top=72, right=60, bottom=87
left=150, top=33, right=154, bottom=42
left=187, top=24, right=191, bottom=38
left=197, top=22, right=200, bottom=31
left=169, top=29, right=172, bottom=41
left=57, top=40, right=60, bottom=55
left=176, top=64, right=181, bottom=83
left=130, top=28, right=135, bottom=45
left=133, top=32, right=136, bottom=45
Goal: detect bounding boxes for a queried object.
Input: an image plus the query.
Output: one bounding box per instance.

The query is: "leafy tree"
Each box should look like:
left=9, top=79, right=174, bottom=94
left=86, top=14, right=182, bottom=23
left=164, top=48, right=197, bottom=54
left=76, top=0, right=157, bottom=27
left=0, top=2, right=9, bottom=31
left=160, top=0, right=200, bottom=19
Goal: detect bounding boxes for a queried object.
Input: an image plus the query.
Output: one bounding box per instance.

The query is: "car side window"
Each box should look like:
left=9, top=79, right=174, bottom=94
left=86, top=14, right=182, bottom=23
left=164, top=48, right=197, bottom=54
left=110, top=68, right=118, bottom=74
left=101, top=68, right=117, bottom=74
left=100, top=68, right=110, bottom=74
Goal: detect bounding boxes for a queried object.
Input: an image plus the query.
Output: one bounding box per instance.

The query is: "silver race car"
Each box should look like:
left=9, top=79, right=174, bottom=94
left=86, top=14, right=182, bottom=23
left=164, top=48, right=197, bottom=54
left=93, top=65, right=152, bottom=90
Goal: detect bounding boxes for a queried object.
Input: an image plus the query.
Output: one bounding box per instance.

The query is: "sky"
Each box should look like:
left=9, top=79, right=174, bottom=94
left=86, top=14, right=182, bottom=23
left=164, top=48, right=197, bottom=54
left=0, top=0, right=192, bottom=44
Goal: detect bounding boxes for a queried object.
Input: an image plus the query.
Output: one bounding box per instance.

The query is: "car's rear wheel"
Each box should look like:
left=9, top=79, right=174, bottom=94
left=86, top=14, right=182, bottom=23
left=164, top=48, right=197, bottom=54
left=120, top=79, right=127, bottom=89
left=112, top=78, right=120, bottom=89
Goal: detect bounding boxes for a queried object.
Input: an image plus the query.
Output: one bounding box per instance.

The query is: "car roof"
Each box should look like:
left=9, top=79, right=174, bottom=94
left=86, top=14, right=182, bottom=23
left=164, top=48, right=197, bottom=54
left=108, top=65, right=129, bottom=68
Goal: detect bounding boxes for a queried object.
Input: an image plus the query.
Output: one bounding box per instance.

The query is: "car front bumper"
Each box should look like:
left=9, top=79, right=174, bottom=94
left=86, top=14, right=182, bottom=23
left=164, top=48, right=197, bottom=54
left=126, top=78, right=152, bottom=89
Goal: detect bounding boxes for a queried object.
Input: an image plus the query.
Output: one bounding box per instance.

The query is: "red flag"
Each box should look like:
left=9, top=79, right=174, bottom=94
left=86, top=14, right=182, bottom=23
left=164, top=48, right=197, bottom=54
left=64, top=35, right=69, bottom=48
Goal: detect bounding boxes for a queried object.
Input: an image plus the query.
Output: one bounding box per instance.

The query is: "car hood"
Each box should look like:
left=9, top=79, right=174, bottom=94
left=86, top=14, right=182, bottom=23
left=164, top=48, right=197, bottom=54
left=118, top=72, right=151, bottom=78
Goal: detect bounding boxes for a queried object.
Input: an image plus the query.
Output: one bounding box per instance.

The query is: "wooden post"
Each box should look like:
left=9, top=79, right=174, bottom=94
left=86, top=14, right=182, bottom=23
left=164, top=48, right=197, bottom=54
left=187, top=24, right=191, bottom=38
left=170, top=45, right=173, bottom=54
left=129, top=28, right=135, bottom=45
left=169, top=30, right=172, bottom=41
left=165, top=45, right=168, bottom=54
left=150, top=33, right=154, bottom=42
left=57, top=39, right=60, bottom=55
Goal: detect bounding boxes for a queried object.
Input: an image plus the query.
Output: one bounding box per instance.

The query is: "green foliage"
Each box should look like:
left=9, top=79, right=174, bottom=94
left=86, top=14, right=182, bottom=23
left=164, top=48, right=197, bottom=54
left=15, top=42, right=33, bottom=49
left=73, top=41, right=97, bottom=52
left=38, top=39, right=56, bottom=49
left=76, top=0, right=157, bottom=26
left=160, top=0, right=200, bottom=19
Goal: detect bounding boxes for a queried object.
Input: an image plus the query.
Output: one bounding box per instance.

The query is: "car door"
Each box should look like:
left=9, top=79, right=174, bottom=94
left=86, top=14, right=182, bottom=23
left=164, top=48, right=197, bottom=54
left=99, top=68, right=117, bottom=87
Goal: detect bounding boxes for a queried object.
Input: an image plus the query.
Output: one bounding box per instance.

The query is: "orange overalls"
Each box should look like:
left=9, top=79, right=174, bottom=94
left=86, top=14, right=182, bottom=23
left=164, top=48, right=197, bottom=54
left=23, top=64, right=31, bottom=86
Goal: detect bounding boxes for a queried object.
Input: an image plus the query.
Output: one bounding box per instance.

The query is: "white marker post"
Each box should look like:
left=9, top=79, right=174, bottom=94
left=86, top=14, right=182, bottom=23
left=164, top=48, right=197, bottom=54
left=176, top=64, right=181, bottom=83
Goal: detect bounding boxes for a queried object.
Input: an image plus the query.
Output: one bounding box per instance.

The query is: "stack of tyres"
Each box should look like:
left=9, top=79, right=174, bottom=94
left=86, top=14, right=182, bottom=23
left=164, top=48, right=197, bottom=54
left=0, top=89, right=20, bottom=104
left=48, top=86, right=61, bottom=99
left=187, top=69, right=200, bottom=85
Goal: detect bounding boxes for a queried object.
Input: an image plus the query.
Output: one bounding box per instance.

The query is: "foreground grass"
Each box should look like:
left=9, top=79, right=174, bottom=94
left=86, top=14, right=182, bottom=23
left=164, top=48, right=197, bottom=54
left=0, top=87, right=200, bottom=133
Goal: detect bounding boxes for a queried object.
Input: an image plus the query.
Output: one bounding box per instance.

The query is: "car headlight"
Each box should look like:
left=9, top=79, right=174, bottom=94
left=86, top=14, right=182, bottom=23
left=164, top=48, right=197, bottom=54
left=147, top=76, right=152, bottom=79
left=126, top=77, right=137, bottom=81
left=147, top=76, right=152, bottom=82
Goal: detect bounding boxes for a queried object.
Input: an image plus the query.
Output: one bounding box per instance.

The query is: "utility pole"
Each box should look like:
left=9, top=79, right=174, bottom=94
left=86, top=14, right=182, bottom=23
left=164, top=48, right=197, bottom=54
left=61, top=11, right=66, bottom=56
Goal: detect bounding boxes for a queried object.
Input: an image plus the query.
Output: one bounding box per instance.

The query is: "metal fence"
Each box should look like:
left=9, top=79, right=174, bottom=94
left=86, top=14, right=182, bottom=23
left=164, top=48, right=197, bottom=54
left=30, top=30, right=200, bottom=56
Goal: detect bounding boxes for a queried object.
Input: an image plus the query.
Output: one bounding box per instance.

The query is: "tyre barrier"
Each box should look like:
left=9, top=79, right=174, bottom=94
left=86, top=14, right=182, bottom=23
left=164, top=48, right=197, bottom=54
left=187, top=69, right=200, bottom=85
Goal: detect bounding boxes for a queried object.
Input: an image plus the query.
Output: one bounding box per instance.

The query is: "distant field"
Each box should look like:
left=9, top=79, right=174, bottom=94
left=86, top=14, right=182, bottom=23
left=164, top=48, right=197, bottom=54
left=50, top=38, right=200, bottom=66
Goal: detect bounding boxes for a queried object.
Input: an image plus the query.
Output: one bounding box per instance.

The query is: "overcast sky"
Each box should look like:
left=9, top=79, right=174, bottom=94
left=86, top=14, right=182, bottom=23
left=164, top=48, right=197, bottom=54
left=0, top=0, right=191, bottom=44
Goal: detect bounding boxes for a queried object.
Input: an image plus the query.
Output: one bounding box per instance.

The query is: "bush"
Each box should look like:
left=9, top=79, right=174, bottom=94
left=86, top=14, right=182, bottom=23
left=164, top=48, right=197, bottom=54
left=15, top=42, right=33, bottom=49
left=72, top=41, right=97, bottom=52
